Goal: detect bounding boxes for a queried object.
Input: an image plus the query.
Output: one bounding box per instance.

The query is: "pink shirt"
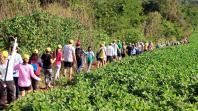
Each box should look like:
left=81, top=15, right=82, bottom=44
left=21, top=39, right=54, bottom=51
left=55, top=51, right=62, bottom=65
left=14, top=64, right=40, bottom=87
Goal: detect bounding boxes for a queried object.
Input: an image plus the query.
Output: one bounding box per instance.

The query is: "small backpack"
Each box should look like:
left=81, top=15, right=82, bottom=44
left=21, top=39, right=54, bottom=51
left=96, top=48, right=102, bottom=60
left=96, top=52, right=100, bottom=60
left=31, top=63, right=41, bottom=76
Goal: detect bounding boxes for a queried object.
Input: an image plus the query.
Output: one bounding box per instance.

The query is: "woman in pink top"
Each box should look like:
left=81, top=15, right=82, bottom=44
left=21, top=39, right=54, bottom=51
left=54, top=45, right=63, bottom=80
left=14, top=54, right=41, bottom=97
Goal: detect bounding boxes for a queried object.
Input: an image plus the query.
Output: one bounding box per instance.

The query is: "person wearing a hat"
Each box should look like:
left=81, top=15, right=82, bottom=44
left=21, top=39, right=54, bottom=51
left=54, top=45, right=63, bottom=80
left=106, top=43, right=114, bottom=63
left=84, top=46, right=95, bottom=72
left=14, top=54, right=41, bottom=97
left=75, top=41, right=84, bottom=73
left=0, top=39, right=18, bottom=107
left=63, top=39, right=76, bottom=80
left=29, top=49, right=42, bottom=92
left=97, top=43, right=106, bottom=68
left=112, top=40, right=119, bottom=61
left=0, top=50, right=16, bottom=107
left=41, top=47, right=55, bottom=89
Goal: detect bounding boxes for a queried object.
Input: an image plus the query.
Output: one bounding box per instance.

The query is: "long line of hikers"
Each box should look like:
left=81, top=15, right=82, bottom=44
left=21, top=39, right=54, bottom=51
left=0, top=37, right=188, bottom=108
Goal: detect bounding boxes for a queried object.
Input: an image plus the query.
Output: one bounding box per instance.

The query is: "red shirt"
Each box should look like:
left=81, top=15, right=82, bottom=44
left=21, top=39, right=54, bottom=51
left=55, top=51, right=62, bottom=65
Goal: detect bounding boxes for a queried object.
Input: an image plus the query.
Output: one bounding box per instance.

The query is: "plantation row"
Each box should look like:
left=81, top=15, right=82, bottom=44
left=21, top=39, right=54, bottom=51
left=7, top=29, right=198, bottom=110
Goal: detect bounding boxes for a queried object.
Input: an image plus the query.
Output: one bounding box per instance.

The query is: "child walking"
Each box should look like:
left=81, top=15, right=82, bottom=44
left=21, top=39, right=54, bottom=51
left=85, top=46, right=94, bottom=72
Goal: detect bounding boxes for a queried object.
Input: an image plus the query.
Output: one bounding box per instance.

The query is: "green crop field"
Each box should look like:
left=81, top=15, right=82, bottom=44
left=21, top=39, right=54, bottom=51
left=7, top=29, right=198, bottom=111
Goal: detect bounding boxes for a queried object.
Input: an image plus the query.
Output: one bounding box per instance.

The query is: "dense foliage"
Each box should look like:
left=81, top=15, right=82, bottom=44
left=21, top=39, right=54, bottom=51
left=0, top=11, right=110, bottom=53
left=8, top=29, right=198, bottom=110
left=1, top=0, right=198, bottom=53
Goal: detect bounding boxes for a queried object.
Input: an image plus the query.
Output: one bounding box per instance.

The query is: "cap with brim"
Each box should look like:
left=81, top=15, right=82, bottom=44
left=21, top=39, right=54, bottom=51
left=69, top=40, right=74, bottom=44
left=57, top=45, right=62, bottom=49
left=34, top=49, right=39, bottom=54
left=46, top=47, right=51, bottom=52
left=23, top=54, right=30, bottom=60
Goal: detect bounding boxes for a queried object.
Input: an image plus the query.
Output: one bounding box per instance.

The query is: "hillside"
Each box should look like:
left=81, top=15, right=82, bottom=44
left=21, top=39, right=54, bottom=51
left=0, top=1, right=198, bottom=110
left=8, top=28, right=198, bottom=110
left=1, top=0, right=198, bottom=53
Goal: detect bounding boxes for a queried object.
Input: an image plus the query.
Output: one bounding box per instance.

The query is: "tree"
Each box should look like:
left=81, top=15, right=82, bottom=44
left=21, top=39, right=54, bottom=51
left=93, top=0, right=143, bottom=35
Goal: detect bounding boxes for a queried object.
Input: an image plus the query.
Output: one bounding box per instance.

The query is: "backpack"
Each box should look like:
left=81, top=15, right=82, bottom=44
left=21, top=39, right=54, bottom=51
left=96, top=52, right=100, bottom=60
left=96, top=49, right=102, bottom=60
left=31, top=63, right=41, bottom=76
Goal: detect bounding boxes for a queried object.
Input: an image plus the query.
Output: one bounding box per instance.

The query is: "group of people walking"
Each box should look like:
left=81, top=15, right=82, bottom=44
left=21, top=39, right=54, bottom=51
left=0, top=37, right=188, bottom=108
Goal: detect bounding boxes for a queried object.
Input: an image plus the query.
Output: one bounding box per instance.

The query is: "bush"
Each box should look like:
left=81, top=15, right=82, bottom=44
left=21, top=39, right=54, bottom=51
left=162, top=20, right=184, bottom=40
left=93, top=0, right=143, bottom=35
left=0, top=11, right=88, bottom=53
left=115, top=28, right=144, bottom=43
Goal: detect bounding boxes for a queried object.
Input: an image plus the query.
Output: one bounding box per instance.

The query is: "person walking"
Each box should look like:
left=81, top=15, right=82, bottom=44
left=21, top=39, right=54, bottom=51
left=54, top=45, right=63, bottom=80
left=41, top=47, right=55, bottom=89
left=29, top=49, right=42, bottom=92
left=117, top=40, right=122, bottom=60
left=63, top=40, right=76, bottom=81
left=148, top=42, right=154, bottom=51
left=75, top=41, right=84, bottom=73
left=131, top=44, right=137, bottom=55
left=121, top=42, right=127, bottom=58
left=144, top=42, right=149, bottom=51
left=106, top=43, right=114, bottom=63
left=14, top=54, right=41, bottom=97
left=0, top=39, right=17, bottom=108
left=84, top=46, right=94, bottom=72
left=112, top=40, right=119, bottom=61
left=9, top=46, right=23, bottom=99
left=126, top=43, right=133, bottom=56
left=97, top=44, right=105, bottom=68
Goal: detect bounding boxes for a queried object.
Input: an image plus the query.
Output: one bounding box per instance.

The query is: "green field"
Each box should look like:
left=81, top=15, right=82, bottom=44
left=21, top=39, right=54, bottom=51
left=7, top=30, right=198, bottom=110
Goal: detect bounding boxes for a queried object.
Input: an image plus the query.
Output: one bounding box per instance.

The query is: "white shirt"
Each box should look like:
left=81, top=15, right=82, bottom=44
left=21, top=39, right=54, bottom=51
left=63, top=44, right=75, bottom=62
left=132, top=48, right=136, bottom=55
left=0, top=42, right=17, bottom=81
left=86, top=51, right=94, bottom=58
left=112, top=43, right=119, bottom=56
left=13, top=53, right=23, bottom=77
left=106, top=45, right=114, bottom=56
left=0, top=58, right=14, bottom=81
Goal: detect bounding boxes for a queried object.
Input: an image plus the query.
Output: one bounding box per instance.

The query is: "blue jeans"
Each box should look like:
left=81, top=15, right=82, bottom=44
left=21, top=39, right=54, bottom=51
left=77, top=58, right=83, bottom=73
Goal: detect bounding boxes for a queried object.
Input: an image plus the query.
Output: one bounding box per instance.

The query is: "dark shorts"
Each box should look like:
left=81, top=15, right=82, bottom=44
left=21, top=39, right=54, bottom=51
left=0, top=81, right=15, bottom=105
left=113, top=56, right=117, bottom=59
left=107, top=56, right=113, bottom=63
left=19, top=86, right=31, bottom=91
left=97, top=58, right=103, bottom=62
left=64, top=61, right=73, bottom=68
left=121, top=53, right=126, bottom=58
left=117, top=52, right=121, bottom=57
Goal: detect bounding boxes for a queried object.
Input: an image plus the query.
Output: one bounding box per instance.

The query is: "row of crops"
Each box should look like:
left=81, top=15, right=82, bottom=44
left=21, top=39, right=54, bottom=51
left=8, top=30, right=198, bottom=110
